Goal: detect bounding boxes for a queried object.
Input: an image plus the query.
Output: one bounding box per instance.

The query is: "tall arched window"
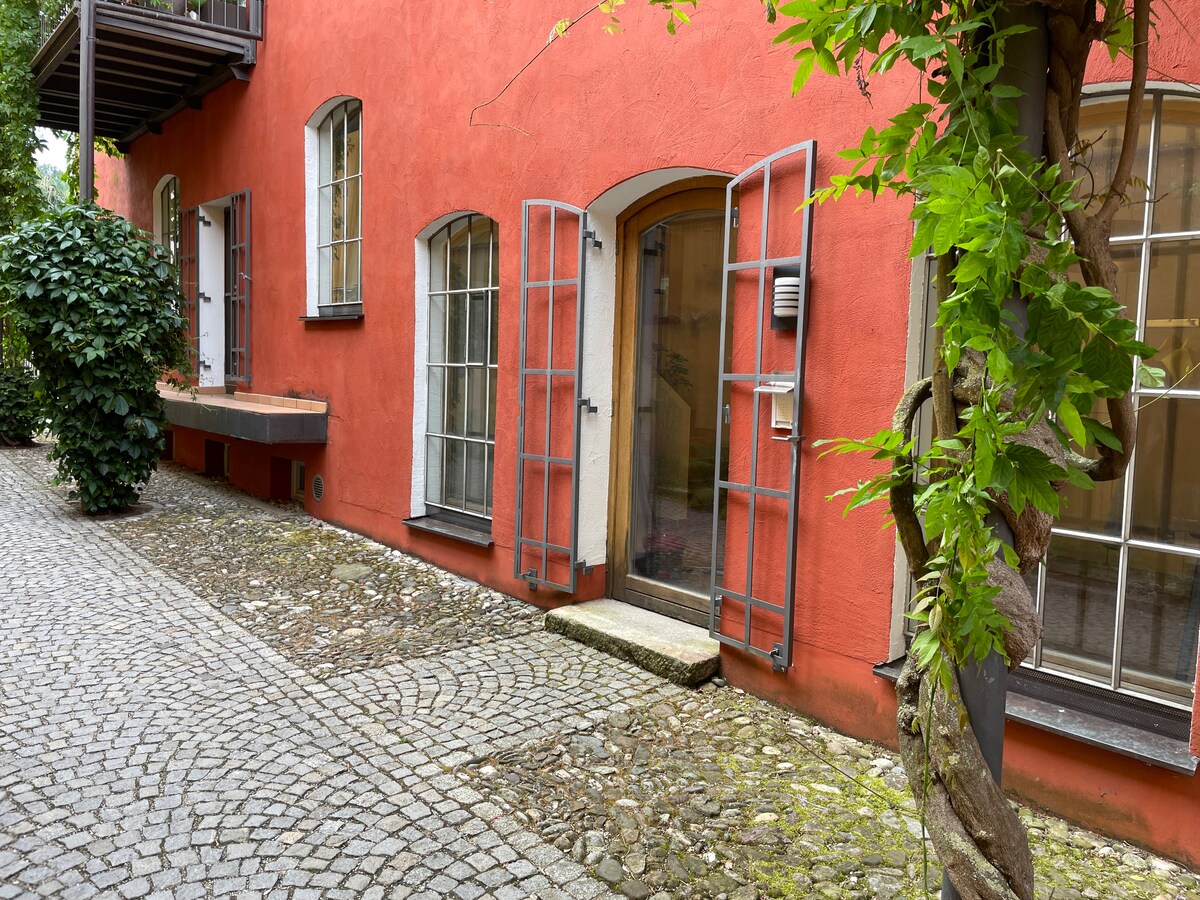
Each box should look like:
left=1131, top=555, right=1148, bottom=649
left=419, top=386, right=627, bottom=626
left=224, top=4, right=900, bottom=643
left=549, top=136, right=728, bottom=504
left=305, top=98, right=362, bottom=315
left=425, top=214, right=499, bottom=523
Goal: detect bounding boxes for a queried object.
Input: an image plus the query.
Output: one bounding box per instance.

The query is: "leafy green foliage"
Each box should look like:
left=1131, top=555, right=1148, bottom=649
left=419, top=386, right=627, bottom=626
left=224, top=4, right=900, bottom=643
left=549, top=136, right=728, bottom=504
left=0, top=204, right=190, bottom=512
left=788, top=0, right=1152, bottom=689
left=0, top=364, right=41, bottom=444
left=0, top=0, right=43, bottom=233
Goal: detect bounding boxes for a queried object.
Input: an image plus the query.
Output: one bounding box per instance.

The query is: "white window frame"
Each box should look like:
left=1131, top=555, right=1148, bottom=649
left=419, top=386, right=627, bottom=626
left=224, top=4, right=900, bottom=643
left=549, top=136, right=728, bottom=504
left=153, top=174, right=181, bottom=268
left=413, top=214, right=500, bottom=526
left=304, top=96, right=362, bottom=317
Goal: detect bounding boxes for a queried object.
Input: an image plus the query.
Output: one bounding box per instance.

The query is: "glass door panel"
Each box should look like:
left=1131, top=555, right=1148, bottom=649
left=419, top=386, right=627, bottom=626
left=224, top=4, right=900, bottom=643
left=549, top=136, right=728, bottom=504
left=628, top=210, right=727, bottom=602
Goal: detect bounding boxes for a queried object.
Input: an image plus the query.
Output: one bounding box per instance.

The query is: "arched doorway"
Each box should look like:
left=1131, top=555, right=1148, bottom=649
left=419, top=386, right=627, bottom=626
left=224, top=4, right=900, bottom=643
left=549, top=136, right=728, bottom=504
left=609, top=182, right=731, bottom=624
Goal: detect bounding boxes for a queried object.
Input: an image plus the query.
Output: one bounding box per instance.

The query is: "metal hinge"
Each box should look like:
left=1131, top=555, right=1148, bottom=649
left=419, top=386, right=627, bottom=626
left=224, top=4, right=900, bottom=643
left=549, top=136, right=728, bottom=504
left=584, top=229, right=603, bottom=250
left=770, top=643, right=787, bottom=673
left=575, top=559, right=594, bottom=575
left=521, top=568, right=539, bottom=591
left=712, top=595, right=723, bottom=616
left=731, top=207, right=740, bottom=229
left=723, top=403, right=731, bottom=425
left=198, top=292, right=212, bottom=303
left=198, top=213, right=212, bottom=227
left=578, top=397, right=597, bottom=414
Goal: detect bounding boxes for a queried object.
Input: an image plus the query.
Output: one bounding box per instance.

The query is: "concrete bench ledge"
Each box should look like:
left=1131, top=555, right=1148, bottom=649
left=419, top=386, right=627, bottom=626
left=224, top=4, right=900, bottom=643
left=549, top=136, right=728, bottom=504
left=545, top=598, right=720, bottom=686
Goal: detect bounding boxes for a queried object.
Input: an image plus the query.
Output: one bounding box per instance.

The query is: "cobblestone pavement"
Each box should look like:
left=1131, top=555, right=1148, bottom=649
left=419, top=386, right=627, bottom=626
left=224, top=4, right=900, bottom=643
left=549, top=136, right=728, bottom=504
left=2, top=448, right=1199, bottom=900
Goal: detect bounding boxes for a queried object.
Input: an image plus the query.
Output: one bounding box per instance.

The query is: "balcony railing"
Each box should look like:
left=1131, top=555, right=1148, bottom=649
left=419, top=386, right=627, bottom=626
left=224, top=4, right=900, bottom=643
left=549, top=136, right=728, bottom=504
left=39, top=0, right=264, bottom=47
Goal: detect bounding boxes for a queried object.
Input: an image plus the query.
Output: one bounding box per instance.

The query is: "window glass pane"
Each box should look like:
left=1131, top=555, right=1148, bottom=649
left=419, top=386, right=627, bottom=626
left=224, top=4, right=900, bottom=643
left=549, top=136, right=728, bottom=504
left=318, top=246, right=331, bottom=306
left=469, top=217, right=494, bottom=289
left=490, top=290, right=499, bottom=365
left=345, top=103, right=361, bottom=178
left=465, top=442, right=487, bottom=514
left=468, top=292, right=488, bottom=364
left=344, top=241, right=361, bottom=305
left=1144, top=240, right=1200, bottom=389
left=429, top=295, right=446, bottom=363
left=446, top=367, right=466, bottom=436
left=1121, top=547, right=1200, bottom=703
left=425, top=436, right=444, bottom=506
left=331, top=183, right=345, bottom=244
left=319, top=117, right=332, bottom=185
left=1058, top=399, right=1124, bottom=537
left=447, top=294, right=467, bottom=364
left=466, top=367, right=488, bottom=439
left=1130, top=398, right=1200, bottom=550
left=1152, top=98, right=1200, bottom=235
left=332, top=107, right=346, bottom=181
left=488, top=367, right=497, bottom=440
left=449, top=219, right=469, bottom=291
left=445, top=438, right=465, bottom=508
left=1040, top=536, right=1119, bottom=686
left=430, top=232, right=448, bottom=293
left=318, top=184, right=332, bottom=245
left=345, top=177, right=361, bottom=243
left=331, top=243, right=344, bottom=304
left=427, top=366, right=445, bottom=434
left=486, top=445, right=494, bottom=517
left=1076, top=99, right=1152, bottom=237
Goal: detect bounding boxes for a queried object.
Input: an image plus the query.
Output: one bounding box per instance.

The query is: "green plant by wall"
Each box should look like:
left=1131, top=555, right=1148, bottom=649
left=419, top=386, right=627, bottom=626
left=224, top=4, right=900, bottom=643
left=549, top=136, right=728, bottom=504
left=0, top=203, right=190, bottom=512
left=0, top=0, right=42, bottom=234
left=0, top=365, right=41, bottom=445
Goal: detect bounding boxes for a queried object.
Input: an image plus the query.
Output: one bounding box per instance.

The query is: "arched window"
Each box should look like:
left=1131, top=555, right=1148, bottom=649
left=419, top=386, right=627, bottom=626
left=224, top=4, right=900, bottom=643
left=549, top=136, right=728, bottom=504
left=424, top=214, right=499, bottom=523
left=305, top=98, right=362, bottom=315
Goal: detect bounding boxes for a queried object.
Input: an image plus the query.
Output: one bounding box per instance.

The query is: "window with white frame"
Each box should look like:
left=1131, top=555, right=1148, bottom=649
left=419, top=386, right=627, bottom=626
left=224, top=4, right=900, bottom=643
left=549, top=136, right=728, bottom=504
left=425, top=215, right=499, bottom=523
left=306, top=98, right=362, bottom=314
left=909, top=90, right=1200, bottom=710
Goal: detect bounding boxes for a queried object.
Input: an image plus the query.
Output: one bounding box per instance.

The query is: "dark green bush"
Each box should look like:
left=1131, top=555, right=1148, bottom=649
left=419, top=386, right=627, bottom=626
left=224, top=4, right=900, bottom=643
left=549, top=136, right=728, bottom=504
left=0, top=203, right=189, bottom=512
left=0, top=364, right=40, bottom=444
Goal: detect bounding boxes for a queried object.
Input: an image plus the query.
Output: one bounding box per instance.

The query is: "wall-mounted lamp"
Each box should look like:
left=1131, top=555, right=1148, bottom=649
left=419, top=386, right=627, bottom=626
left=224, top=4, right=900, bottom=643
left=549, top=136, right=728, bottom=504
left=771, top=265, right=804, bottom=331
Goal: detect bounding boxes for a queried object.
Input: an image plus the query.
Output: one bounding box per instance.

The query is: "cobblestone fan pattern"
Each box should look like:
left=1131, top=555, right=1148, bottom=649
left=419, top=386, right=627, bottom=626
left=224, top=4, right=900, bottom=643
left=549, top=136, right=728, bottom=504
left=10, top=453, right=545, bottom=678
left=3, top=448, right=1199, bottom=900
left=0, top=450, right=620, bottom=899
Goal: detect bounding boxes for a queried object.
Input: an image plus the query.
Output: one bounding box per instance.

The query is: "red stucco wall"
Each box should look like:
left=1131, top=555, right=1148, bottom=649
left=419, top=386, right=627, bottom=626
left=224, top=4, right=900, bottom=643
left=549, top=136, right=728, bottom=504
left=96, top=0, right=1200, bottom=865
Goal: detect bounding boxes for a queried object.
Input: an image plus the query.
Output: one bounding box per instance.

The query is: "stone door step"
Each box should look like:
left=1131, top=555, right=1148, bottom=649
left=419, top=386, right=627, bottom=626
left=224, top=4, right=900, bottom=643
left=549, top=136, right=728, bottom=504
left=545, top=598, right=720, bottom=686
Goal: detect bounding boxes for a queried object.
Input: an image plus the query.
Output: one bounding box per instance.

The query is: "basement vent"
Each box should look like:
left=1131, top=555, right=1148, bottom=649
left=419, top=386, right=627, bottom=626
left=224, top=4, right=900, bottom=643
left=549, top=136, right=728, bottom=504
left=311, top=474, right=325, bottom=502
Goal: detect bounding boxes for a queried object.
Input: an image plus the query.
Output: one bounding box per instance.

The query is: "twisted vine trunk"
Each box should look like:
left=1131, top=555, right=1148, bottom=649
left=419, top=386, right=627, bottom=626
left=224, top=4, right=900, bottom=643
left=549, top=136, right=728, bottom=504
left=889, top=2, right=1151, bottom=897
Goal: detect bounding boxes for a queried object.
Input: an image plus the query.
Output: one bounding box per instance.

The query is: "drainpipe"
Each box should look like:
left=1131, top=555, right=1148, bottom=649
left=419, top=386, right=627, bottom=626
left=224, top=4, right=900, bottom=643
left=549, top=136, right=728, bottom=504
left=78, top=0, right=96, bottom=203
left=942, top=4, right=1048, bottom=898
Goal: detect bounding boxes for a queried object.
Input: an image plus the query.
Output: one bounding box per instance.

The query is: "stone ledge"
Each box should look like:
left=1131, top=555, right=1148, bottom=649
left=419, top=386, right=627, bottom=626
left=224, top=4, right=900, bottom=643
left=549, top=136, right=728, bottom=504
left=545, top=598, right=720, bottom=686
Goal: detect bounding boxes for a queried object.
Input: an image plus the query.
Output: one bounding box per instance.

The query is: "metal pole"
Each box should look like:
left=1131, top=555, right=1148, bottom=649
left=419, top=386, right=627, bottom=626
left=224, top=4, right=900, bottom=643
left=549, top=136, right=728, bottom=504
left=941, top=5, right=1047, bottom=898
left=78, top=0, right=96, bottom=202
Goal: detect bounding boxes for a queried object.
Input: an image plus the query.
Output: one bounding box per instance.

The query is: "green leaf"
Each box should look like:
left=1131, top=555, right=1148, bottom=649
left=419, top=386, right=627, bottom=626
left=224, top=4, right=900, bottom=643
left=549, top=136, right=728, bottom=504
left=1057, top=397, right=1087, bottom=447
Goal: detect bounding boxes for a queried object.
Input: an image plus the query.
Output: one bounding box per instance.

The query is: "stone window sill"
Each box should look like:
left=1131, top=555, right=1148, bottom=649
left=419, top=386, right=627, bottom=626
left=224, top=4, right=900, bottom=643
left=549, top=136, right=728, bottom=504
left=404, top=515, right=493, bottom=548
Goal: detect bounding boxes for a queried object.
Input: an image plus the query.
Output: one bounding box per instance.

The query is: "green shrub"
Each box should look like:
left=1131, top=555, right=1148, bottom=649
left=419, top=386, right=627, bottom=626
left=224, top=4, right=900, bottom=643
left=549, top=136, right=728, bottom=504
left=0, top=364, right=40, bottom=444
left=0, top=203, right=189, bottom=512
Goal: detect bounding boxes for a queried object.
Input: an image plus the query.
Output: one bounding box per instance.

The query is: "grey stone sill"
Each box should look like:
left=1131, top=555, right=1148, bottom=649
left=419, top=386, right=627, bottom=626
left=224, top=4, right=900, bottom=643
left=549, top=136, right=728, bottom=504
left=873, top=659, right=1198, bottom=775
left=403, top=516, right=493, bottom=548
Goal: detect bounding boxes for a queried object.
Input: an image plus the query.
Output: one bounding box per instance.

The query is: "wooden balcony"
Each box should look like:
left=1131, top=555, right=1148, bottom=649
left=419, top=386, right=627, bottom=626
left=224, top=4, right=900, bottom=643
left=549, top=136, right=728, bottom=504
left=33, top=0, right=263, bottom=148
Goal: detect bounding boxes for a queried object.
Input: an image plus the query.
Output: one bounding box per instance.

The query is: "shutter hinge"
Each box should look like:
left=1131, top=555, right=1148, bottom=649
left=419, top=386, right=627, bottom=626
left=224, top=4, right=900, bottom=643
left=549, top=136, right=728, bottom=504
left=731, top=207, right=740, bottom=229
left=578, top=397, right=597, bottom=414
left=771, top=643, right=787, bottom=673
left=584, top=229, right=603, bottom=250
left=198, top=292, right=212, bottom=303
left=198, top=213, right=212, bottom=227
left=575, top=559, right=594, bottom=575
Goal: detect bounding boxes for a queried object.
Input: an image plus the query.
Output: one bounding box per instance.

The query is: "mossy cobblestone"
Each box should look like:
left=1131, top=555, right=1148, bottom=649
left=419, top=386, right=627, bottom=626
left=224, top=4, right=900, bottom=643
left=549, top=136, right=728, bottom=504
left=4, top=448, right=1196, bottom=899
